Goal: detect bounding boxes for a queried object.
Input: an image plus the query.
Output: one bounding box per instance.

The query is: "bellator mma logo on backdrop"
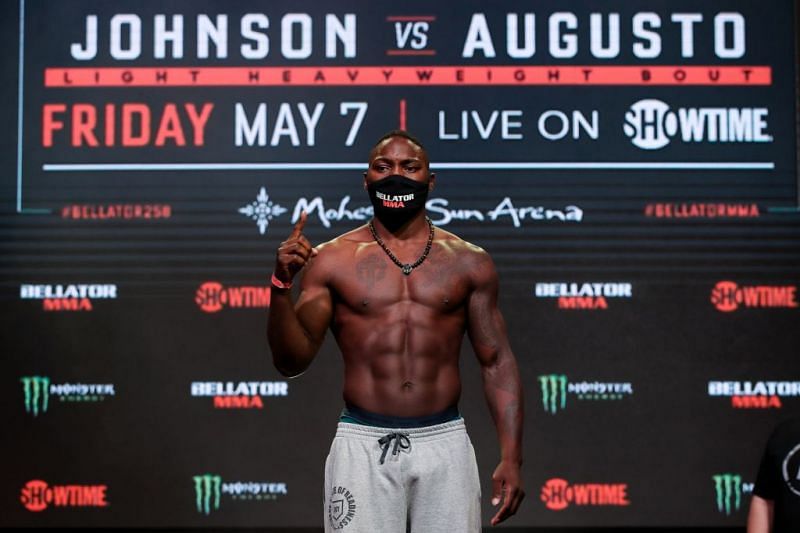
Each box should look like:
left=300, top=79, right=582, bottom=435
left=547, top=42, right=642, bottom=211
left=19, top=284, right=118, bottom=312
left=534, top=282, right=633, bottom=310
left=190, top=381, right=289, bottom=409
left=708, top=381, right=800, bottom=409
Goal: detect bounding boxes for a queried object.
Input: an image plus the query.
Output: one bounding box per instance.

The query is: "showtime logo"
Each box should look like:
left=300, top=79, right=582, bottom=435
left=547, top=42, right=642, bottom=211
left=20, top=480, right=108, bottom=512
left=191, top=381, right=288, bottom=409
left=710, top=281, right=797, bottom=312
left=623, top=99, right=772, bottom=150
left=540, top=478, right=630, bottom=511
left=535, top=282, right=632, bottom=310
left=708, top=381, right=800, bottom=409
left=20, top=284, right=117, bottom=312
left=195, top=282, right=271, bottom=313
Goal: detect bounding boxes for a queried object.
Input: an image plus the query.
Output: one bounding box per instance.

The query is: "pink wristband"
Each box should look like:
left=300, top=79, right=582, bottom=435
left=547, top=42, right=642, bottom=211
left=271, top=273, right=293, bottom=290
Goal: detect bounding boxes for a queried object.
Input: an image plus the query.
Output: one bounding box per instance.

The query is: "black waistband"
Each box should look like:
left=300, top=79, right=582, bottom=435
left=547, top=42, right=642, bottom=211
left=340, top=402, right=461, bottom=428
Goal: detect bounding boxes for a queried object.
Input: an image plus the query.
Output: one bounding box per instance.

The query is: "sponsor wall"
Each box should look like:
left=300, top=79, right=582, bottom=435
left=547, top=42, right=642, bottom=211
left=1, top=0, right=798, bottom=528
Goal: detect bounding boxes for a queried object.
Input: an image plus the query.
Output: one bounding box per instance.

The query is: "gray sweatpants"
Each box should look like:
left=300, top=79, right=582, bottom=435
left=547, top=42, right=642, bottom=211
left=323, top=418, right=481, bottom=532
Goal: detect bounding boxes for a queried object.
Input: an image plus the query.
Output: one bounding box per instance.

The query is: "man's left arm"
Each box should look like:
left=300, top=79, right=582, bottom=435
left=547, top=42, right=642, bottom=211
left=466, top=249, right=525, bottom=526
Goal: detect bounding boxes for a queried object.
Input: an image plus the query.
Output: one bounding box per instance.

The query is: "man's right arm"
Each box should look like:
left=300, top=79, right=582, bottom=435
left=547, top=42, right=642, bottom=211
left=268, top=212, right=333, bottom=377
left=746, top=495, right=774, bottom=533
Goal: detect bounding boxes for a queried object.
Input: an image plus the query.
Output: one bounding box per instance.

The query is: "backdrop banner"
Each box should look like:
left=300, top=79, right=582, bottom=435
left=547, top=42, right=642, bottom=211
left=1, top=0, right=798, bottom=528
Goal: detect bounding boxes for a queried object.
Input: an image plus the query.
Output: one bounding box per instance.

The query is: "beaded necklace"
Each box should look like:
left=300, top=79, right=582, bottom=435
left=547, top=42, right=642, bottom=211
left=368, top=217, right=434, bottom=275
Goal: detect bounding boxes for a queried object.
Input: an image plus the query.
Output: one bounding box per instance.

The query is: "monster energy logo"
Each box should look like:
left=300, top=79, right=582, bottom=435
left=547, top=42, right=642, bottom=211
left=538, top=374, right=568, bottom=414
left=21, top=376, right=50, bottom=416
left=194, top=474, right=222, bottom=515
left=713, top=474, right=742, bottom=515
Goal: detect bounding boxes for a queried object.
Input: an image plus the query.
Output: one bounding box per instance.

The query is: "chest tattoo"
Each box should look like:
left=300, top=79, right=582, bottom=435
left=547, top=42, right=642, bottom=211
left=355, top=254, right=386, bottom=290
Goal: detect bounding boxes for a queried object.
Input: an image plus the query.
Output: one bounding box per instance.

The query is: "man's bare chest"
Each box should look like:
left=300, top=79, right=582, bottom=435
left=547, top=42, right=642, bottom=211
left=329, top=247, right=470, bottom=314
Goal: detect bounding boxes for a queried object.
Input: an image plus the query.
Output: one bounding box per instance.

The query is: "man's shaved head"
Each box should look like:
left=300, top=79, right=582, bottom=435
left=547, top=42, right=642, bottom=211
left=368, top=130, right=428, bottom=165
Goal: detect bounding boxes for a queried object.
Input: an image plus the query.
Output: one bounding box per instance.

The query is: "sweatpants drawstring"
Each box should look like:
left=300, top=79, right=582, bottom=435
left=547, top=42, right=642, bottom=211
left=377, top=432, right=410, bottom=464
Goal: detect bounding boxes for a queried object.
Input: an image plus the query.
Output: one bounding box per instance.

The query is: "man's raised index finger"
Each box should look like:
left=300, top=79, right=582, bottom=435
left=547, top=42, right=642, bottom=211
left=290, top=210, right=308, bottom=237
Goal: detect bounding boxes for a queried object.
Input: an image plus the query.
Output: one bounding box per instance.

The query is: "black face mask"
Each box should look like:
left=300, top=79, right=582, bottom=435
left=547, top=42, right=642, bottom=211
left=367, top=174, right=430, bottom=229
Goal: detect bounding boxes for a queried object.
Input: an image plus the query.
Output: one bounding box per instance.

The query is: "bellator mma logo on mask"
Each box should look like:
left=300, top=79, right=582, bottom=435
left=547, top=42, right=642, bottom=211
left=375, top=191, right=415, bottom=208
left=367, top=174, right=428, bottom=227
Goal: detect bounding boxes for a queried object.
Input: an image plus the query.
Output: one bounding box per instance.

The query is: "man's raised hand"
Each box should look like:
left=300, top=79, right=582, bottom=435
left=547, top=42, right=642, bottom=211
left=274, top=211, right=318, bottom=285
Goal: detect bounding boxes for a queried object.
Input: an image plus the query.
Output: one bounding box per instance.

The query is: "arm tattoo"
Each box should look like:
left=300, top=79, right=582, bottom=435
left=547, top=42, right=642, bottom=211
left=497, top=379, right=520, bottom=394
left=504, top=402, right=520, bottom=425
left=472, top=308, right=499, bottom=350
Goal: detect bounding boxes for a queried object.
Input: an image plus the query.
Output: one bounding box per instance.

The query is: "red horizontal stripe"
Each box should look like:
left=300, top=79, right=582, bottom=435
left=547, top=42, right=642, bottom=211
left=386, top=50, right=437, bottom=56
left=385, top=16, right=436, bottom=22
left=44, top=66, right=771, bottom=87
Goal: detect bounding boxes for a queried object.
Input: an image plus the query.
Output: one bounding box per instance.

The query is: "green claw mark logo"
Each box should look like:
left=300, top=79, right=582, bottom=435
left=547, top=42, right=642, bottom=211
left=713, top=473, right=742, bottom=515
left=21, top=376, right=50, bottom=416
left=193, top=474, right=222, bottom=515
left=538, top=374, right=568, bottom=414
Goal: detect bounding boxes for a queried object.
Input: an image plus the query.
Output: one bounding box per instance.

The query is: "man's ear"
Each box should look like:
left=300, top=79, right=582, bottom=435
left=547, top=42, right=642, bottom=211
left=428, top=173, right=436, bottom=191
left=363, top=171, right=368, bottom=190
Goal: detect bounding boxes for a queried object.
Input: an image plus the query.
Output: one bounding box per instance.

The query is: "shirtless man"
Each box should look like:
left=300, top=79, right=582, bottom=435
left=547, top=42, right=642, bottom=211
left=268, top=131, right=524, bottom=532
